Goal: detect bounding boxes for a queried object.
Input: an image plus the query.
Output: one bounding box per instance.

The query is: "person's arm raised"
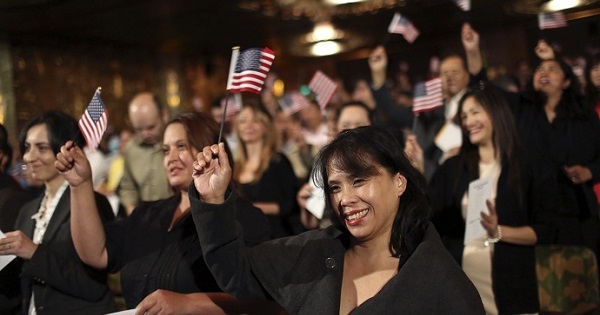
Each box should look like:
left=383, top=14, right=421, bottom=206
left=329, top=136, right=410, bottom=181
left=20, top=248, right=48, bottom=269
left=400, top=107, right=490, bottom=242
left=192, top=142, right=232, bottom=204
left=462, top=23, right=483, bottom=76
left=55, top=142, right=108, bottom=270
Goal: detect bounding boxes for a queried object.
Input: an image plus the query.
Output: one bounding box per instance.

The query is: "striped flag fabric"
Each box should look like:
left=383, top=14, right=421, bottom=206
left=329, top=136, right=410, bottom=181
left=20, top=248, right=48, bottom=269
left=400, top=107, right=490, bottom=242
left=453, top=0, right=470, bottom=11
left=308, top=70, right=337, bottom=109
left=388, top=13, right=419, bottom=44
left=279, top=91, right=311, bottom=115
left=78, top=88, right=108, bottom=151
left=226, top=47, right=276, bottom=94
left=412, top=77, right=443, bottom=114
left=538, top=12, right=567, bottom=30
left=220, top=93, right=243, bottom=117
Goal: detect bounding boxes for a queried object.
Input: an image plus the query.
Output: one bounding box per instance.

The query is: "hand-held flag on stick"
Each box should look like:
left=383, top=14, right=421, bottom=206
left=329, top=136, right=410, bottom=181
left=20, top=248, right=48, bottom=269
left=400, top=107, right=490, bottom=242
left=309, top=70, right=337, bottom=109
left=219, top=47, right=276, bottom=143
left=453, top=0, right=470, bottom=11
left=226, top=47, right=276, bottom=94
left=412, top=77, right=443, bottom=114
left=78, top=87, right=108, bottom=151
left=538, top=12, right=567, bottom=30
left=388, top=13, right=420, bottom=44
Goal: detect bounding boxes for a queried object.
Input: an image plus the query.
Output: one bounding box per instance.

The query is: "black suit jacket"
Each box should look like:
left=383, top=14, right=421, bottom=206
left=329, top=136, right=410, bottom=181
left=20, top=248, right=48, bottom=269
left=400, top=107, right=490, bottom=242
left=0, top=174, right=34, bottom=315
left=14, top=187, right=117, bottom=315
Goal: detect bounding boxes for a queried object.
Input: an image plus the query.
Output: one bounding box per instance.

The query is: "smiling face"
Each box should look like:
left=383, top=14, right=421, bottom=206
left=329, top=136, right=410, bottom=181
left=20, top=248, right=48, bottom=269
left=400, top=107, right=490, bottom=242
left=236, top=107, right=267, bottom=145
left=440, top=56, right=470, bottom=98
left=460, top=96, right=493, bottom=147
left=162, top=123, right=199, bottom=192
left=533, top=60, right=570, bottom=97
left=23, top=124, right=60, bottom=184
left=327, top=164, right=406, bottom=243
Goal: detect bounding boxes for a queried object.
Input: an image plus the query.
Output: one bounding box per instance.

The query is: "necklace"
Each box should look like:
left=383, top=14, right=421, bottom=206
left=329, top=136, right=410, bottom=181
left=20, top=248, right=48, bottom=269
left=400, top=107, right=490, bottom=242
left=31, top=193, right=50, bottom=244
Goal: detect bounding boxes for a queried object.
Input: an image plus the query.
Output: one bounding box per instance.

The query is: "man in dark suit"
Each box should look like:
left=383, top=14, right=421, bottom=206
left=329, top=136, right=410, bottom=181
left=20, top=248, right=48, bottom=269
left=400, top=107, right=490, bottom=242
left=414, top=23, right=485, bottom=181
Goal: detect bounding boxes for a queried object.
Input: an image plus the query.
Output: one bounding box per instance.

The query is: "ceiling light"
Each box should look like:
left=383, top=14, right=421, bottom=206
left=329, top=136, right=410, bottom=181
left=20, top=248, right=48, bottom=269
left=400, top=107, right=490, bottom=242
left=311, top=41, right=342, bottom=56
left=541, top=0, right=588, bottom=11
left=324, top=0, right=367, bottom=5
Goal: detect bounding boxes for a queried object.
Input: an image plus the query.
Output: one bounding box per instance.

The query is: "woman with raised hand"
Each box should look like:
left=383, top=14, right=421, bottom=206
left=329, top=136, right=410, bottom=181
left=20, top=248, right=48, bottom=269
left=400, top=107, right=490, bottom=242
left=518, top=42, right=600, bottom=258
left=429, top=86, right=540, bottom=314
left=0, top=111, right=117, bottom=314
left=56, top=112, right=274, bottom=314
left=190, top=125, right=484, bottom=314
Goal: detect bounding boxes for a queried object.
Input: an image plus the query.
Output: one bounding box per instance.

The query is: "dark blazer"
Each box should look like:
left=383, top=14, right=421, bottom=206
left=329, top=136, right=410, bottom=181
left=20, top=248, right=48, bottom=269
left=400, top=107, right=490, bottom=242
left=14, top=187, right=117, bottom=315
left=191, top=189, right=485, bottom=315
left=0, top=173, right=34, bottom=315
left=429, top=156, right=540, bottom=314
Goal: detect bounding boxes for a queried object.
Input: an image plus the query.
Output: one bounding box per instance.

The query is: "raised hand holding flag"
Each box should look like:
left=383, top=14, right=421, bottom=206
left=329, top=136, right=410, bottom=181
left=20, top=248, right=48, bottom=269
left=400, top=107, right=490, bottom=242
left=78, top=87, right=108, bottom=151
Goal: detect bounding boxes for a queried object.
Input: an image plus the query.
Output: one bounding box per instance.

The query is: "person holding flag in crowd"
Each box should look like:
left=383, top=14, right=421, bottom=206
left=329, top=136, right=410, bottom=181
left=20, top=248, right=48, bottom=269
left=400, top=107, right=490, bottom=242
left=0, top=100, right=118, bottom=314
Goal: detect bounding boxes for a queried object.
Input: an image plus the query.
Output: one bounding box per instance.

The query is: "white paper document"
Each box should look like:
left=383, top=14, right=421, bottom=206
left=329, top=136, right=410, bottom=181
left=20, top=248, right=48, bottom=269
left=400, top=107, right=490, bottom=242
left=0, top=229, right=16, bottom=271
left=434, top=121, right=462, bottom=153
left=305, top=181, right=325, bottom=220
left=464, top=177, right=492, bottom=245
left=105, top=309, right=136, bottom=315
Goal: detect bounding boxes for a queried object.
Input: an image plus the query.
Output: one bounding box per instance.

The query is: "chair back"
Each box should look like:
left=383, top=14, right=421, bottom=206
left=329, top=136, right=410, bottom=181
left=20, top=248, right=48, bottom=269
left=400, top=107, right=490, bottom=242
left=536, top=245, right=599, bottom=314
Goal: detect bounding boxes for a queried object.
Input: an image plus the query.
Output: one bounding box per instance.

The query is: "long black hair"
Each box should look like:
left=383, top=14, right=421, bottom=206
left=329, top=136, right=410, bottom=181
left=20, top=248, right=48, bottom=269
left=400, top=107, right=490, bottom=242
left=456, top=86, right=522, bottom=186
left=312, top=125, right=430, bottom=261
left=19, top=111, right=83, bottom=156
left=527, top=58, right=588, bottom=120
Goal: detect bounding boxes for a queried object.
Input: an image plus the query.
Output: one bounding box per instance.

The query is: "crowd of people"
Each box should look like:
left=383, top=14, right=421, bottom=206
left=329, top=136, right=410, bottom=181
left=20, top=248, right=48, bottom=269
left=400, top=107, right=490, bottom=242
left=0, top=22, right=599, bottom=315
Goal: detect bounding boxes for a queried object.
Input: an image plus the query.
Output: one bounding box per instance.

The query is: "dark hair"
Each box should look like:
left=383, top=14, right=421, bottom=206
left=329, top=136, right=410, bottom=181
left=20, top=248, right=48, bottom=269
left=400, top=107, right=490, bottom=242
left=456, top=86, right=522, bottom=186
left=312, top=125, right=430, bottom=261
left=585, top=53, right=600, bottom=107
left=335, top=101, right=374, bottom=125
left=0, top=123, right=12, bottom=170
left=19, top=111, right=82, bottom=156
left=528, top=58, right=588, bottom=119
left=165, top=111, right=234, bottom=169
left=440, top=54, right=468, bottom=72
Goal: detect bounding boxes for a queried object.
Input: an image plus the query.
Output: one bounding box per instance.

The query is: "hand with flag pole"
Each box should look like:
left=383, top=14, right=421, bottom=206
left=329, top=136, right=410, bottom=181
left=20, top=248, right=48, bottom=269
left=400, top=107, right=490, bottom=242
left=219, top=46, right=276, bottom=142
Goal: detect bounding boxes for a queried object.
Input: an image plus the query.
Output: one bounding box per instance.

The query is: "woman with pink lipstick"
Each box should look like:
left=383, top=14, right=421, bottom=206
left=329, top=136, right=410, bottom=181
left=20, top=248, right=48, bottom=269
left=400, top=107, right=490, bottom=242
left=56, top=112, right=273, bottom=312
left=190, top=125, right=484, bottom=314
left=429, top=86, right=540, bottom=314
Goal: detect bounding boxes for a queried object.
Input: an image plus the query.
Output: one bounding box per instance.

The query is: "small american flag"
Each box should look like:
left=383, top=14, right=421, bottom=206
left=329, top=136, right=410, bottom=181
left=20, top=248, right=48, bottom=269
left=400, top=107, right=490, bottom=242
left=388, top=13, right=419, bottom=44
left=226, top=47, right=276, bottom=94
left=308, top=71, right=337, bottom=109
left=538, top=12, right=567, bottom=30
left=453, top=0, right=470, bottom=11
left=220, top=93, right=243, bottom=117
left=412, top=77, right=443, bottom=114
left=78, top=88, right=108, bottom=151
left=279, top=91, right=311, bottom=116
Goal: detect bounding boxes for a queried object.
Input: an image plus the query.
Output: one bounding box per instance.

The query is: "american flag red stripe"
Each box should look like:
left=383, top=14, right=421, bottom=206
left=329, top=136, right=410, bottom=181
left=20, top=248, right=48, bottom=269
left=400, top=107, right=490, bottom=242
left=309, top=70, right=337, bottom=109
left=412, top=77, right=443, bottom=114
left=538, top=12, right=567, bottom=30
left=453, top=0, right=470, bottom=11
left=227, top=47, right=276, bottom=94
left=220, top=93, right=242, bottom=117
left=388, top=13, right=419, bottom=44
left=280, top=91, right=311, bottom=115
left=78, top=89, right=108, bottom=151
